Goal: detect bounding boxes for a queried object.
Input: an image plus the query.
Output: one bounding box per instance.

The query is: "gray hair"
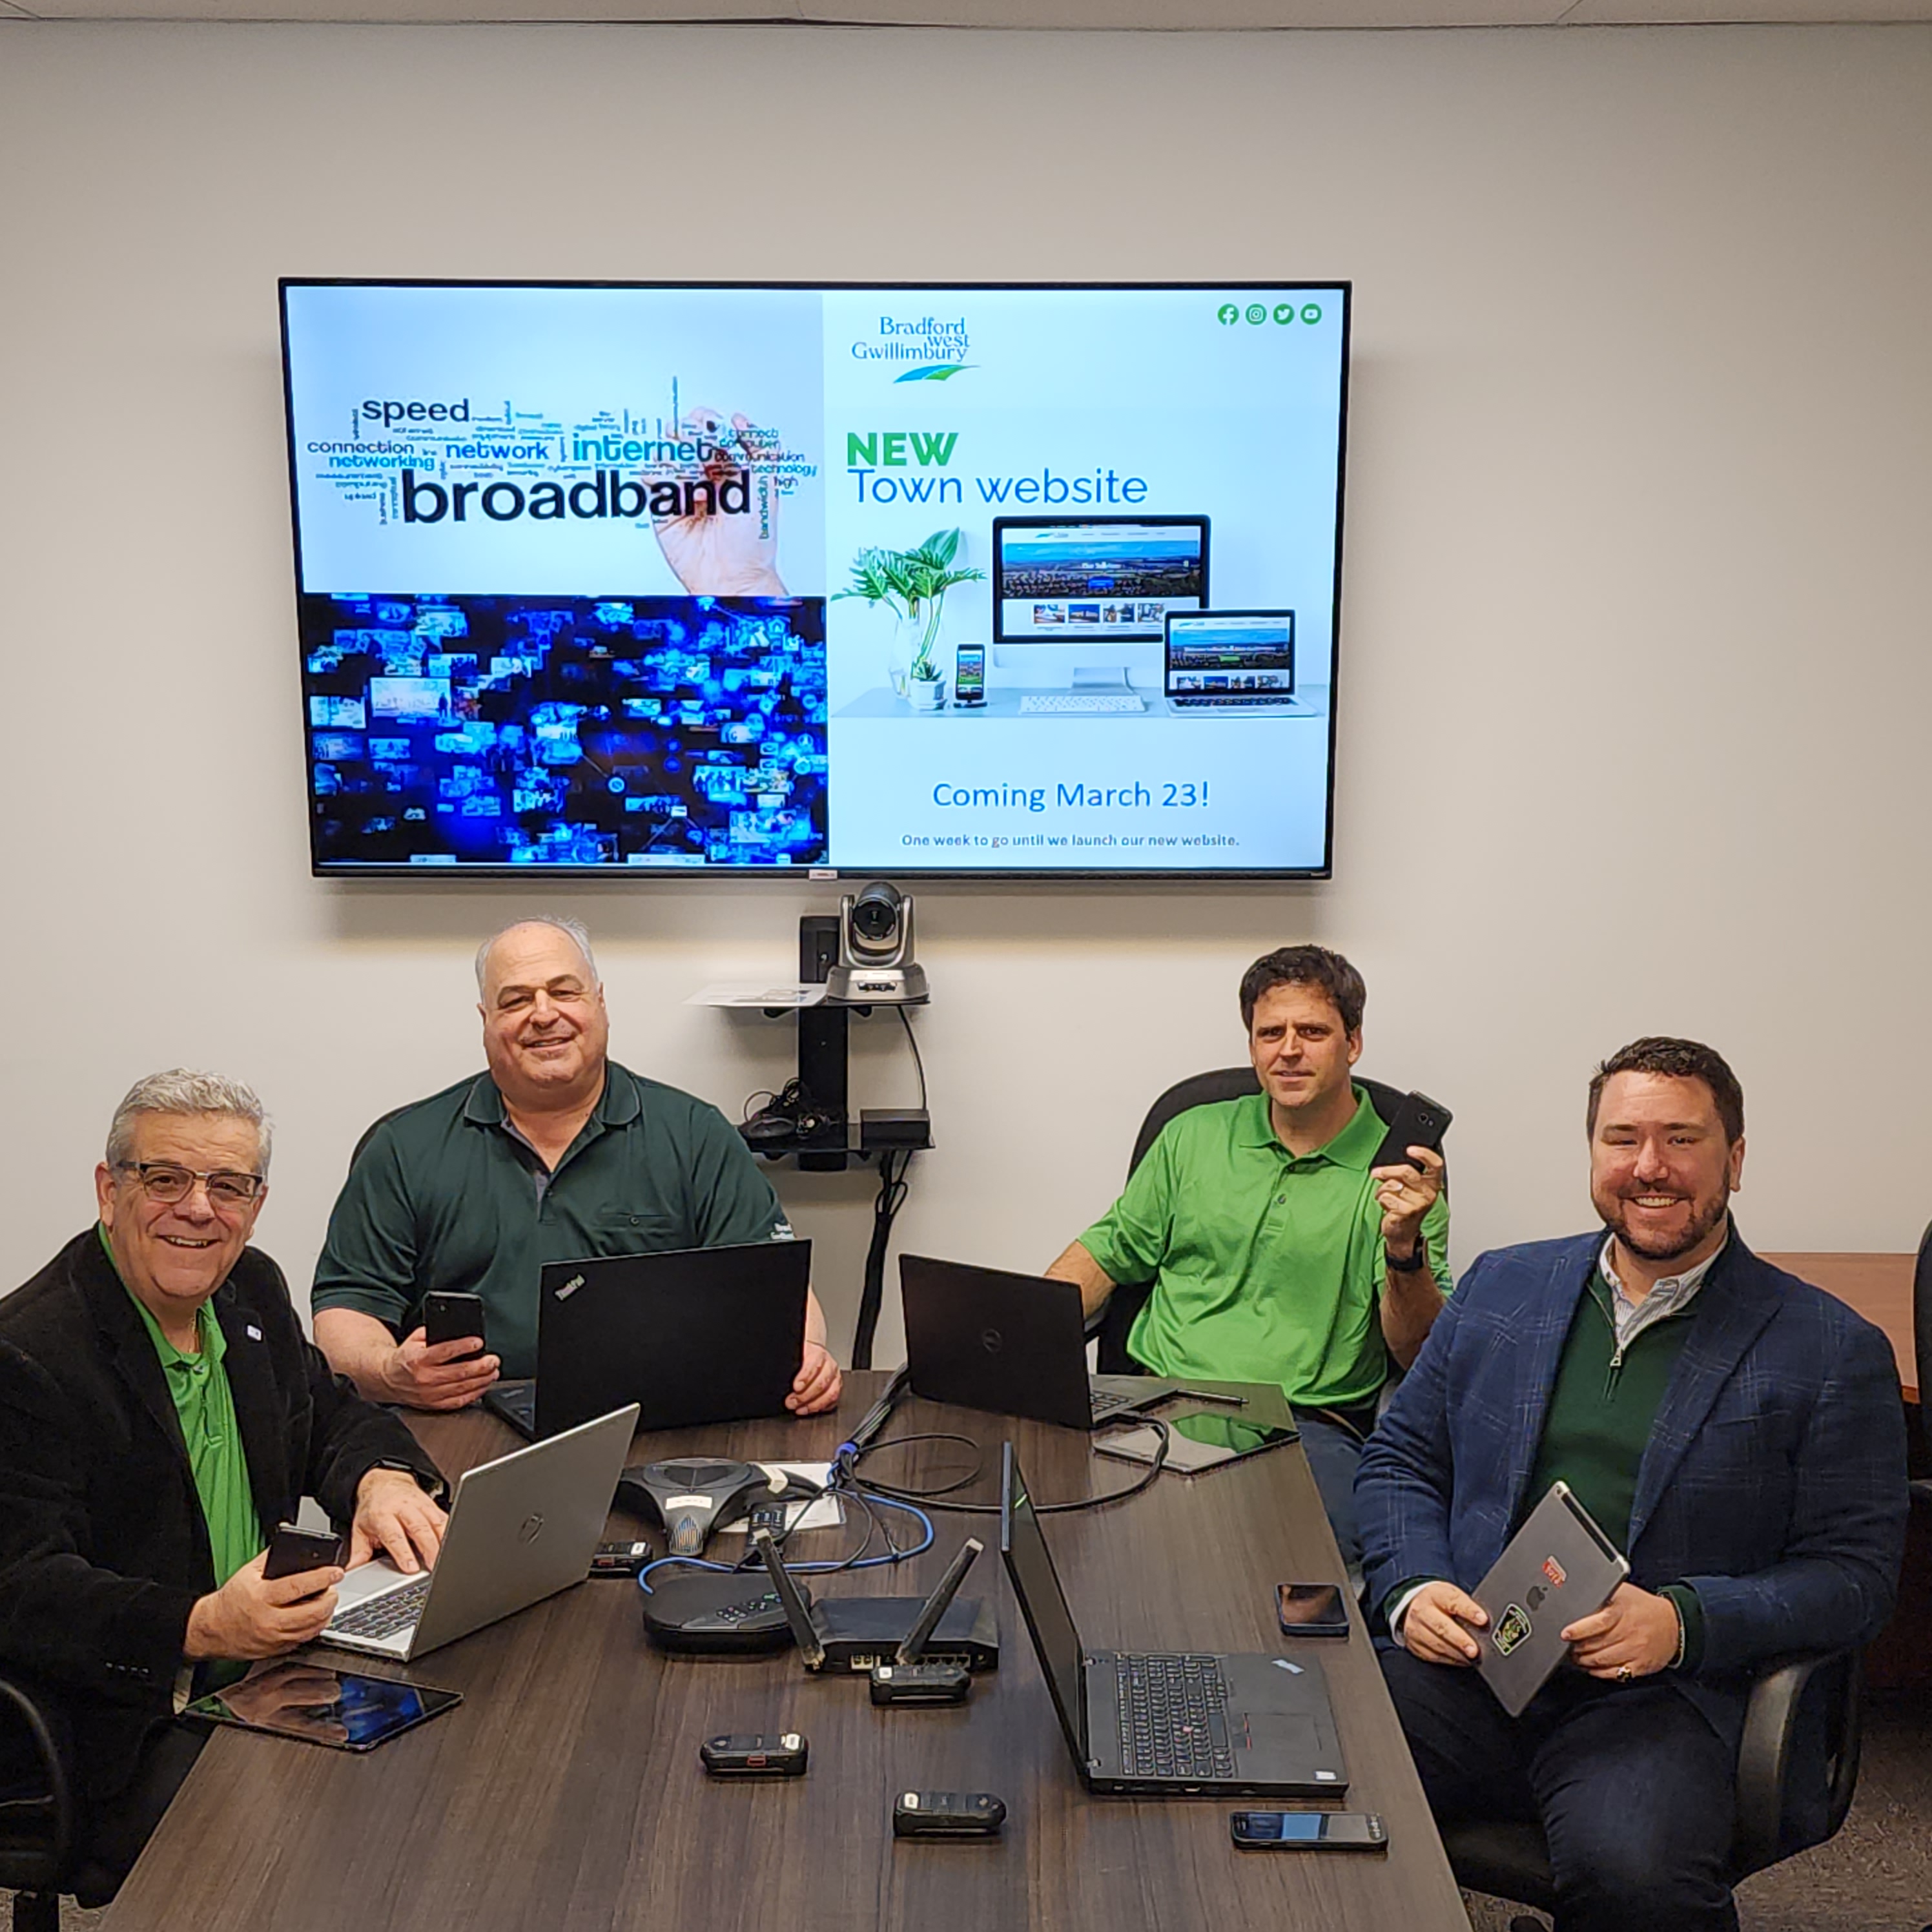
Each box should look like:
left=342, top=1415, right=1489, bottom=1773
left=474, top=917, right=601, bottom=996
left=105, top=1069, right=273, bottom=1175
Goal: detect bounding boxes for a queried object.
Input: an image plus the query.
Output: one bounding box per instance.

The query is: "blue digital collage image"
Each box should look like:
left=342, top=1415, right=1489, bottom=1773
left=302, top=594, right=828, bottom=868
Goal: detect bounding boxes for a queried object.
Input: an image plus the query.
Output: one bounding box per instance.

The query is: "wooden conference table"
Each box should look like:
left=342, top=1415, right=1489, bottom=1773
left=103, top=1374, right=1471, bottom=1932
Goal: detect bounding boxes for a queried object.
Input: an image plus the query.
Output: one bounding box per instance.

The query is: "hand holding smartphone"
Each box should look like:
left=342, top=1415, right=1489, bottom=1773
left=263, top=1522, right=345, bottom=1587
left=421, top=1291, right=488, bottom=1359
left=1369, top=1091, right=1452, bottom=1175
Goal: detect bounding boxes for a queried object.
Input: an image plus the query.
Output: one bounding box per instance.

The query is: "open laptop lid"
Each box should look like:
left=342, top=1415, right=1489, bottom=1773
left=1164, top=610, right=1296, bottom=702
left=901, top=1255, right=1096, bottom=1429
left=1473, top=1480, right=1630, bottom=1718
left=407, top=1403, right=638, bottom=1658
left=998, top=1441, right=1089, bottom=1770
left=535, top=1240, right=810, bottom=1437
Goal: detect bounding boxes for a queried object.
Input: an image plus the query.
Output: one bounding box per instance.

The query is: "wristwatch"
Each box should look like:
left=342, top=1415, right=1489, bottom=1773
left=1385, top=1239, right=1428, bottom=1273
left=369, top=1456, right=449, bottom=1504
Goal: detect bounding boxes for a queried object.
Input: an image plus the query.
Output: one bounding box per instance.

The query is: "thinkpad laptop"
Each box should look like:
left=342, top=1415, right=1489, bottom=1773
left=900, top=1255, right=1175, bottom=1432
left=484, top=1240, right=811, bottom=1440
left=1472, top=1481, right=1630, bottom=1717
left=319, top=1404, right=638, bottom=1663
left=999, top=1442, right=1348, bottom=1796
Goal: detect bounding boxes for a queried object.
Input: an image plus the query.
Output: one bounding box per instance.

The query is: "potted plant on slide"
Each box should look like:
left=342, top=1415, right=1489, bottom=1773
left=836, top=529, right=983, bottom=712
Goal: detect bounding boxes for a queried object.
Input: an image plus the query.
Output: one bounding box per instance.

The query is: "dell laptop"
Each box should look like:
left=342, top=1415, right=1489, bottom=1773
left=484, top=1239, right=811, bottom=1440
left=1472, top=1481, right=1630, bottom=1717
left=899, top=1255, right=1175, bottom=1432
left=1163, top=610, right=1308, bottom=713
left=319, top=1404, right=639, bottom=1664
left=999, top=1442, right=1348, bottom=1796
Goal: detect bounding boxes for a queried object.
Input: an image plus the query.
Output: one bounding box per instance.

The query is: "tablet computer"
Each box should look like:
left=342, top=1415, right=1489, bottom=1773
left=1094, top=1407, right=1300, bottom=1474
left=183, top=1661, right=462, bottom=1752
left=1472, top=1481, right=1630, bottom=1716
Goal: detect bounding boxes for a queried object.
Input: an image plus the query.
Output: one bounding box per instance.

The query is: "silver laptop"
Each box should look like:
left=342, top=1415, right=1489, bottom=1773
left=1163, top=610, right=1309, bottom=714
left=1472, top=1480, right=1630, bottom=1716
left=318, top=1404, right=638, bottom=1663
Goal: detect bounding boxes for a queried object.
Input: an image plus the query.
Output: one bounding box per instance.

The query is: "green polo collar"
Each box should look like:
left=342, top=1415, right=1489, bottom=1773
left=461, top=1064, right=640, bottom=1130
left=1231, top=1084, right=1383, bottom=1169
left=97, top=1223, right=226, bottom=1364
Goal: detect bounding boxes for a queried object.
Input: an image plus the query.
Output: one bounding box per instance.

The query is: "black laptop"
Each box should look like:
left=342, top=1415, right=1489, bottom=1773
left=483, top=1240, right=810, bottom=1440
left=999, top=1442, right=1348, bottom=1797
left=899, top=1255, right=1175, bottom=1432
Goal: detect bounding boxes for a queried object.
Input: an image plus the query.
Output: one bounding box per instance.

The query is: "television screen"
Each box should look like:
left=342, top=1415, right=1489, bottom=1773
left=280, top=281, right=1349, bottom=876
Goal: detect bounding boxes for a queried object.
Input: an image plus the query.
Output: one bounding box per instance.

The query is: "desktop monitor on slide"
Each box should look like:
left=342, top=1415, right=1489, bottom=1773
left=991, top=517, right=1208, bottom=689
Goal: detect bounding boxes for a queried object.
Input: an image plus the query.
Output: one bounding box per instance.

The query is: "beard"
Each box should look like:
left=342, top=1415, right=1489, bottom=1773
left=1594, top=1184, right=1731, bottom=1264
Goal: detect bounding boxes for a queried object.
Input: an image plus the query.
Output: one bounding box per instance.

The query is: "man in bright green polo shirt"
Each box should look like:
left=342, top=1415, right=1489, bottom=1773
left=1045, top=945, right=1449, bottom=1571
left=313, top=916, right=841, bottom=1414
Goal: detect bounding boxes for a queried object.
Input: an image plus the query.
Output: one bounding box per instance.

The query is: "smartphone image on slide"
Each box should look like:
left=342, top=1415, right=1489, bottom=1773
left=952, top=643, right=986, bottom=708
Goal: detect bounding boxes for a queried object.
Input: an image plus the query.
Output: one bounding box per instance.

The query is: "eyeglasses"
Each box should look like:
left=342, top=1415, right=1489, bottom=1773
left=116, top=1162, right=265, bottom=1207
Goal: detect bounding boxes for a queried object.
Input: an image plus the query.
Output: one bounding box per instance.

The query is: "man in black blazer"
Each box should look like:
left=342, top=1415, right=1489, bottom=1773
left=0, top=1070, right=447, bottom=1900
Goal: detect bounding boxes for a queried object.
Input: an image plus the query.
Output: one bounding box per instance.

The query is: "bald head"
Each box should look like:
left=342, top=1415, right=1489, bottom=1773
left=475, top=918, right=599, bottom=1002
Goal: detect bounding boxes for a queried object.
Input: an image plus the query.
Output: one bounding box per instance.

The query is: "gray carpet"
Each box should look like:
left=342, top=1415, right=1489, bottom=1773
left=10, top=1694, right=1932, bottom=1927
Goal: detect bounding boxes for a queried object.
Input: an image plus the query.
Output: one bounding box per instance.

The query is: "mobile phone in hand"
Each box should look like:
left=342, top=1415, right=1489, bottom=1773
left=422, top=1291, right=487, bottom=1357
left=1370, top=1091, right=1452, bottom=1174
left=263, top=1522, right=345, bottom=1584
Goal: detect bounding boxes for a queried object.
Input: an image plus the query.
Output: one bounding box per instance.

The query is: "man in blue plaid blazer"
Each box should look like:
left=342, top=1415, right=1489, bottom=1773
left=1357, top=1038, right=1906, bottom=1932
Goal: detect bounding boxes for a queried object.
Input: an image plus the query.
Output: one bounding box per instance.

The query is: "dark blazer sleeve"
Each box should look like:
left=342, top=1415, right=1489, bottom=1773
left=296, top=1326, right=444, bottom=1519
left=1356, top=1256, right=1479, bottom=1614
left=0, top=1341, right=198, bottom=1705
left=1685, top=1314, right=1906, bottom=1673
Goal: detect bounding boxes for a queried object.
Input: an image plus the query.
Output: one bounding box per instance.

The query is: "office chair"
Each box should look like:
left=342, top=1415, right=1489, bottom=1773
left=0, top=1671, right=78, bottom=1932
left=1091, top=1067, right=1426, bottom=1374
left=1443, top=1647, right=1865, bottom=1930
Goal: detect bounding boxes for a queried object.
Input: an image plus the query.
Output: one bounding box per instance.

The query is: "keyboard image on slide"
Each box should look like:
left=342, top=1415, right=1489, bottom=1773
left=1016, top=694, right=1147, bottom=714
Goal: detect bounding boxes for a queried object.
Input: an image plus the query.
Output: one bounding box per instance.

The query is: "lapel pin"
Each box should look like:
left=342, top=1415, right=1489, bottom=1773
left=245, top=1324, right=263, bottom=1341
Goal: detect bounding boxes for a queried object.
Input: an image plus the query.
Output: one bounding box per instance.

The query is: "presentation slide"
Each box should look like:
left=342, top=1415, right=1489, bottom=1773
left=282, top=282, right=1347, bottom=874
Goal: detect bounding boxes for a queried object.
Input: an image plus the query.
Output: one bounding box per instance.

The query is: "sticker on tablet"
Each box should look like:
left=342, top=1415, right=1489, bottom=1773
left=1492, top=1603, right=1532, bottom=1656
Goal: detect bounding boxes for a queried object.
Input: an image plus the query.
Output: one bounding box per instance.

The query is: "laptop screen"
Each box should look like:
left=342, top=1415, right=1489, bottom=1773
left=998, top=1443, right=1088, bottom=1763
left=1165, top=610, right=1296, bottom=697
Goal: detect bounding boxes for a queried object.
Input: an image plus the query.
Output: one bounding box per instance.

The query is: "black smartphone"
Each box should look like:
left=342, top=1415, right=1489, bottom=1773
left=263, top=1522, right=345, bottom=1583
left=422, top=1291, right=487, bottom=1356
left=1275, top=1583, right=1350, bottom=1638
left=1370, top=1089, right=1453, bottom=1174
left=1231, top=1811, right=1386, bottom=1851
left=952, top=643, right=986, bottom=707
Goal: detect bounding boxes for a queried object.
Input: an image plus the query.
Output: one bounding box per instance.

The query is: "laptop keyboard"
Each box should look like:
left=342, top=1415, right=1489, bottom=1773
left=1115, top=1653, right=1237, bottom=1780
left=1089, top=1386, right=1138, bottom=1422
left=329, top=1574, right=431, bottom=1641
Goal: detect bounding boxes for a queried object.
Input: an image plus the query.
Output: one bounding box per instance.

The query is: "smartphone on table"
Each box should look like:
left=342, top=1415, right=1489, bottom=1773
left=1275, top=1582, right=1350, bottom=1638
left=1231, top=1811, right=1386, bottom=1851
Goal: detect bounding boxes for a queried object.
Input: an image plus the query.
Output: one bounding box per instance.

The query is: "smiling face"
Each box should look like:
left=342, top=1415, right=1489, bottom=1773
left=94, top=1112, right=267, bottom=1334
left=478, top=921, right=610, bottom=1113
left=1588, top=1071, right=1744, bottom=1268
left=1247, top=980, right=1361, bottom=1125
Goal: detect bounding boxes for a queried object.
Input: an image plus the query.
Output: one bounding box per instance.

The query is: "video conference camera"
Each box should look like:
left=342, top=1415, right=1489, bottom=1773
left=826, top=881, right=929, bottom=1006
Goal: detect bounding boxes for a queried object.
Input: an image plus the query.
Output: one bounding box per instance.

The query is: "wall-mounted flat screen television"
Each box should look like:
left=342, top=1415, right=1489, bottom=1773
left=280, top=281, right=1349, bottom=877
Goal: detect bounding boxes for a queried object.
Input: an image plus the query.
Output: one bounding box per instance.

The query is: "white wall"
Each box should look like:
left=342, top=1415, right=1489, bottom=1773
left=1, top=19, right=1928, bottom=1362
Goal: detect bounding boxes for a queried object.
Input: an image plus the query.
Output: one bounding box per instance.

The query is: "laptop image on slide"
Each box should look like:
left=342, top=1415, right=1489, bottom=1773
left=483, top=1240, right=811, bottom=1441
left=1164, top=610, right=1308, bottom=713
left=1000, top=1443, right=1348, bottom=1796
left=899, top=1255, right=1175, bottom=1432
left=319, top=1403, right=639, bottom=1664
left=1472, top=1480, right=1630, bottom=1717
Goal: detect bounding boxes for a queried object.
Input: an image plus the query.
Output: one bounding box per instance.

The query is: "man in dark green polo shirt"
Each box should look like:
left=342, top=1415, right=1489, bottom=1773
left=1045, top=945, right=1449, bottom=1571
left=313, top=917, right=841, bottom=1413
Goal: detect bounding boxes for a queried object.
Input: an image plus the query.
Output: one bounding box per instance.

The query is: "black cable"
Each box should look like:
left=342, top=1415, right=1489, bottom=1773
left=841, top=1420, right=1171, bottom=1516
left=850, top=1145, right=912, bottom=1369
left=896, top=1006, right=928, bottom=1112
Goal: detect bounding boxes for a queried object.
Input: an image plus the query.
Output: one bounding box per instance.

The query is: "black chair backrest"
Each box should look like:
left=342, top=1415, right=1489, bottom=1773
left=1093, top=1068, right=1430, bottom=1375
left=1913, top=1218, right=1932, bottom=1461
